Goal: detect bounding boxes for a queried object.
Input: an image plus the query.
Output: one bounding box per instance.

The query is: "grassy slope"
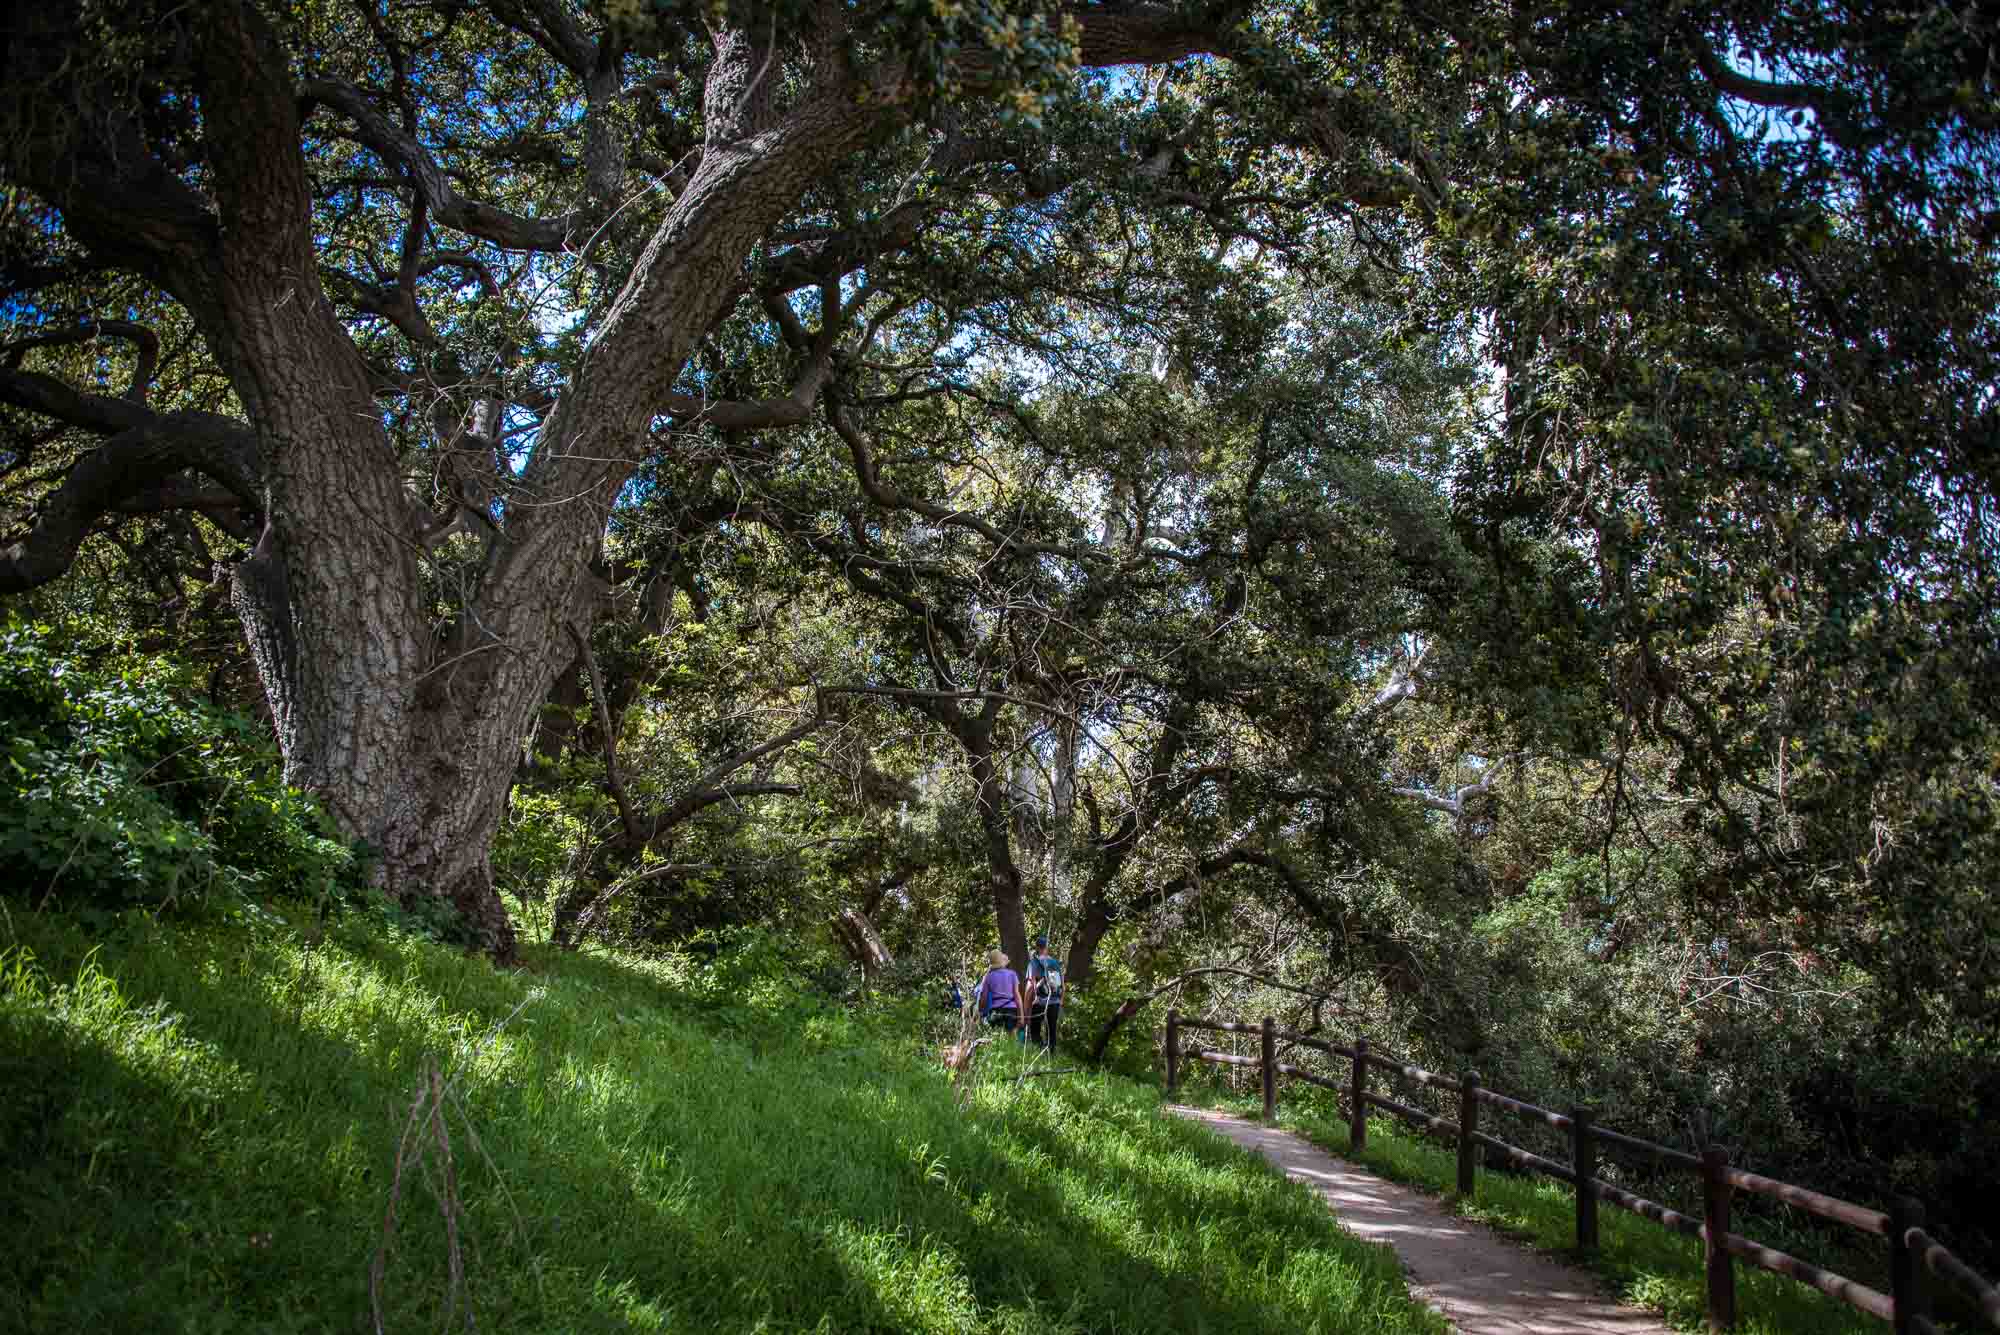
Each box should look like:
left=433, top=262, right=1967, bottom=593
left=1176, top=1084, right=1883, bottom=1335
left=0, top=908, right=1444, bottom=1335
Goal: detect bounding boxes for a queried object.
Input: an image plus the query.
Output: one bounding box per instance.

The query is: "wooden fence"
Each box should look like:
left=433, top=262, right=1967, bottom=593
left=1164, top=1011, right=2000, bottom=1334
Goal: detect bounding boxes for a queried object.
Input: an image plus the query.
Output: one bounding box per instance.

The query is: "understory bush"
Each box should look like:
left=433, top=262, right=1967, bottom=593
left=0, top=618, right=365, bottom=917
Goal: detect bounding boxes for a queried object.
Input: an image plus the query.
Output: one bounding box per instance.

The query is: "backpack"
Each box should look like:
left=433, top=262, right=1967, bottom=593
left=1033, top=957, right=1063, bottom=1004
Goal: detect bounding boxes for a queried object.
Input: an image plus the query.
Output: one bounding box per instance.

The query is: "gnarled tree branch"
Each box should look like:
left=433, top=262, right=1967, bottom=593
left=0, top=411, right=263, bottom=592
left=3, top=321, right=160, bottom=404
left=301, top=77, right=582, bottom=252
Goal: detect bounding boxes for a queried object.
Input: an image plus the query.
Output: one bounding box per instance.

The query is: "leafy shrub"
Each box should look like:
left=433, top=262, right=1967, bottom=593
left=0, top=619, right=364, bottom=914
left=490, top=789, right=587, bottom=939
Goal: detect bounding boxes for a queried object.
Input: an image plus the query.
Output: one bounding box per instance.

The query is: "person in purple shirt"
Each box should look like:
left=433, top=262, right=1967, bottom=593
left=975, top=949, right=1023, bottom=1033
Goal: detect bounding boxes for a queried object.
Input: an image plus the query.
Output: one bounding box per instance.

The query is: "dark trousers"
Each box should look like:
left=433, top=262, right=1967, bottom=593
left=1029, top=1003, right=1061, bottom=1052
left=985, top=1007, right=1020, bottom=1032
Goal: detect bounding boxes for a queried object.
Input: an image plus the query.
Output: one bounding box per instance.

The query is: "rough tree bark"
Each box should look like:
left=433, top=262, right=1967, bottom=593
left=0, top=5, right=881, bottom=957
left=967, top=725, right=1031, bottom=969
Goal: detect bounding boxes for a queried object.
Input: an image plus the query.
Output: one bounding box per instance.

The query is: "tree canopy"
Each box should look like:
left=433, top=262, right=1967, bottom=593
left=3, top=0, right=1997, bottom=1017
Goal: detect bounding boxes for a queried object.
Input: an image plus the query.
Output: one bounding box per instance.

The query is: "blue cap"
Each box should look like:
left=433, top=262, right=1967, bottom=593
left=1034, top=934, right=1049, bottom=946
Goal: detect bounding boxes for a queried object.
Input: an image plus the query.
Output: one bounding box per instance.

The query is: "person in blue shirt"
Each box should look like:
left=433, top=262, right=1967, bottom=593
left=1026, top=934, right=1065, bottom=1054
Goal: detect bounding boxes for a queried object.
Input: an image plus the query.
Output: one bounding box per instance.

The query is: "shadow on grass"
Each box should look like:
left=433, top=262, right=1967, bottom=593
left=2, top=910, right=1442, bottom=1334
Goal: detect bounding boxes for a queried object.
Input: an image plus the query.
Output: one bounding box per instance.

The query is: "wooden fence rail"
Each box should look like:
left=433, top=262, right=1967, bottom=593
left=1161, top=1011, right=2000, bottom=1334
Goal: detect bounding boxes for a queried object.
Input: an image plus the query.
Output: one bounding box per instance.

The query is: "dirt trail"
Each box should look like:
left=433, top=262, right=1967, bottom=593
left=1168, top=1107, right=1674, bottom=1335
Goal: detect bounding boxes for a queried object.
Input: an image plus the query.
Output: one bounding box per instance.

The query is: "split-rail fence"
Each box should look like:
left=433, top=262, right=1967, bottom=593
left=1165, top=1011, right=2000, bottom=1334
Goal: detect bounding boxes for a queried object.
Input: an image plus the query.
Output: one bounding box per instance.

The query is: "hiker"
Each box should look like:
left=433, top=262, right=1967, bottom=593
left=1026, top=934, right=1064, bottom=1053
left=974, top=948, right=1022, bottom=1033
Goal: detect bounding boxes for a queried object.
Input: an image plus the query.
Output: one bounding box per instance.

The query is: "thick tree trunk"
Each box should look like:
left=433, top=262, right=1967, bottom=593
left=1066, top=812, right=1143, bottom=990
left=1049, top=720, right=1079, bottom=886
left=967, top=732, right=1029, bottom=967
left=232, top=514, right=531, bottom=957
left=169, top=5, right=522, bottom=955
left=197, top=10, right=881, bottom=959
left=1068, top=884, right=1119, bottom=992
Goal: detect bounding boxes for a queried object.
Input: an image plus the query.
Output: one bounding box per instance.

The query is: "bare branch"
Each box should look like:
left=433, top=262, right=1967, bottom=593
left=1369, top=642, right=1429, bottom=710
left=1391, top=753, right=1525, bottom=820
left=566, top=622, right=645, bottom=843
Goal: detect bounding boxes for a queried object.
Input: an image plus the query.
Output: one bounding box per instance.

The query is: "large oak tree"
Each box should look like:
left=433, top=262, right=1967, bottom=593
left=4, top=0, right=1995, bottom=962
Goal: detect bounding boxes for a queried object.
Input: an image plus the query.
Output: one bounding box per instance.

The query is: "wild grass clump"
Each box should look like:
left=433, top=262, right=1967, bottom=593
left=0, top=907, right=1443, bottom=1333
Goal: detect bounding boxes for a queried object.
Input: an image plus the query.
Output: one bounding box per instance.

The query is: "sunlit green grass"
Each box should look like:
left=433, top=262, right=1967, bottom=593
left=1171, top=1079, right=1884, bottom=1335
left=0, top=907, right=1445, bottom=1334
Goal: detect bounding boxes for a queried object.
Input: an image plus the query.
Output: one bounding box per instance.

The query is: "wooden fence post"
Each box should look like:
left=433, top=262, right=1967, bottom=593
left=1890, top=1197, right=1929, bottom=1335
left=1572, top=1106, right=1599, bottom=1252
left=1260, top=1016, right=1277, bottom=1122
left=1350, top=1035, right=1369, bottom=1152
left=1457, top=1070, right=1480, bottom=1196
left=1165, top=1010, right=1180, bottom=1097
left=1702, top=1146, right=1736, bottom=1332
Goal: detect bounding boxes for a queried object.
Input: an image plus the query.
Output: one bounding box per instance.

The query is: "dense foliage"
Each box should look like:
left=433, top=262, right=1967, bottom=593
left=0, top=618, right=364, bottom=919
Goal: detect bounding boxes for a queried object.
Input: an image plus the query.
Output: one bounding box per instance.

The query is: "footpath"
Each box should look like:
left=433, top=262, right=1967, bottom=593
left=1168, top=1107, right=1675, bottom=1335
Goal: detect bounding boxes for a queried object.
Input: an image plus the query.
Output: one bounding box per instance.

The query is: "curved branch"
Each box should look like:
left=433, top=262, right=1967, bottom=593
left=301, top=78, right=581, bottom=251
left=320, top=265, right=437, bottom=344
left=0, top=370, right=261, bottom=501
left=1693, top=39, right=1822, bottom=111
left=0, top=366, right=155, bottom=435
left=1369, top=642, right=1429, bottom=710
left=1391, top=753, right=1524, bottom=820
left=0, top=411, right=263, bottom=592
left=0, top=14, right=222, bottom=317
left=421, top=252, right=504, bottom=301
left=2, top=321, right=160, bottom=404
left=654, top=780, right=805, bottom=829
left=482, top=0, right=595, bottom=73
